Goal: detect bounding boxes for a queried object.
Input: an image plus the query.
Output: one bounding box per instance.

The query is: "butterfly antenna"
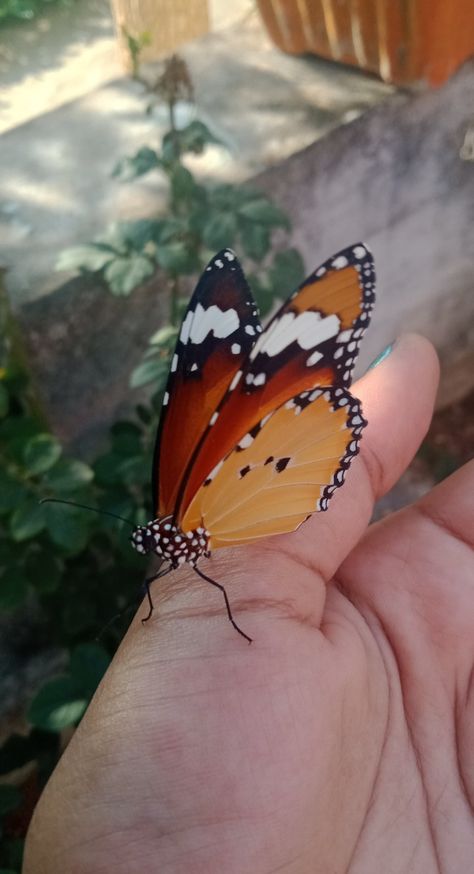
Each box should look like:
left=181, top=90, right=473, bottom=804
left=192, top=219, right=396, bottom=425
left=40, top=498, right=136, bottom=527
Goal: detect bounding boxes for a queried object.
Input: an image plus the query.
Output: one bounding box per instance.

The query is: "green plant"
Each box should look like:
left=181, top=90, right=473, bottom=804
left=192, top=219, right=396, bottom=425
left=0, top=0, right=72, bottom=25
left=0, top=281, right=154, bottom=870
left=0, top=48, right=305, bottom=869
left=57, top=53, right=305, bottom=394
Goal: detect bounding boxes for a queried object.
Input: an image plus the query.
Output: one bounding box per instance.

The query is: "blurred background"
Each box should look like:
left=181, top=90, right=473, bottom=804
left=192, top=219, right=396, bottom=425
left=0, top=1, right=473, bottom=866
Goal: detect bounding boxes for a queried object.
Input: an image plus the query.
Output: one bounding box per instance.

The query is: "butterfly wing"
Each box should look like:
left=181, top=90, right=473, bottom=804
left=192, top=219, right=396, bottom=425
left=181, top=386, right=366, bottom=547
left=176, top=243, right=374, bottom=519
left=154, top=249, right=262, bottom=516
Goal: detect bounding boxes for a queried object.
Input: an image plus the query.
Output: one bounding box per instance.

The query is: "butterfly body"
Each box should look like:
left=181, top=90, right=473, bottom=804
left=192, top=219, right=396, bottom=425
left=131, top=517, right=210, bottom=566
left=130, top=244, right=375, bottom=638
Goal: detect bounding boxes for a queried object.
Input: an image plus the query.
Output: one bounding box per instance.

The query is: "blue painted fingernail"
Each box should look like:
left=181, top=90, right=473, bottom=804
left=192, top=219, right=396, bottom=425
left=367, top=342, right=395, bottom=371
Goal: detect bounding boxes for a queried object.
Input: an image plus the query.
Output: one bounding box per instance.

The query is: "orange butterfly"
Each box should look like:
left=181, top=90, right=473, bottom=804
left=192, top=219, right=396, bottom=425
left=131, top=244, right=375, bottom=641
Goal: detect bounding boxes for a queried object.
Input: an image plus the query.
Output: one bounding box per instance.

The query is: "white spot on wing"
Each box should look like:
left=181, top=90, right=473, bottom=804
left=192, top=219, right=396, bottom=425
left=171, top=354, right=178, bottom=372
left=337, top=330, right=352, bottom=343
left=353, top=245, right=367, bottom=259
left=306, top=349, right=323, bottom=367
left=207, top=459, right=223, bottom=481
left=229, top=370, right=242, bottom=391
left=210, top=411, right=219, bottom=425
left=253, top=372, right=266, bottom=386
left=332, top=255, right=349, bottom=268
left=231, top=343, right=241, bottom=355
left=188, top=303, right=240, bottom=343
left=238, top=433, right=253, bottom=449
left=254, top=311, right=340, bottom=359
left=163, top=391, right=169, bottom=406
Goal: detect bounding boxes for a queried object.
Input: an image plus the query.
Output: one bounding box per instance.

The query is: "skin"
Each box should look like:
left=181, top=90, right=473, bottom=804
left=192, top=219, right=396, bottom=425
left=23, top=334, right=474, bottom=873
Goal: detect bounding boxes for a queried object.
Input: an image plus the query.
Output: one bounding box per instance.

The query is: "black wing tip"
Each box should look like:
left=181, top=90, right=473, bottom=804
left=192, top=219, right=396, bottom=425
left=313, top=242, right=375, bottom=278
left=204, top=248, right=240, bottom=272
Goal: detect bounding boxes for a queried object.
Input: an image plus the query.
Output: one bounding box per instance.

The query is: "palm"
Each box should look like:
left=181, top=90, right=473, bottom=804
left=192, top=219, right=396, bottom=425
left=25, top=335, right=474, bottom=874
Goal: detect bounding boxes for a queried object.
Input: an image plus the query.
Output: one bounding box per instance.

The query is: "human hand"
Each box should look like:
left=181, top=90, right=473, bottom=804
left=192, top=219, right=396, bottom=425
left=23, top=334, right=474, bottom=873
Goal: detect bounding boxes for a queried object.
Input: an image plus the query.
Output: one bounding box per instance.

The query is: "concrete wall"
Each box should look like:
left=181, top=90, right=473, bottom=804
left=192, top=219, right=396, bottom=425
left=16, top=61, right=474, bottom=449
left=253, top=60, right=474, bottom=404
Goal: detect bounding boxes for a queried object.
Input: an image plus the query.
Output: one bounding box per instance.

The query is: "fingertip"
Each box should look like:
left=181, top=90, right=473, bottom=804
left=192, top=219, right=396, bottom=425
left=354, top=333, right=440, bottom=498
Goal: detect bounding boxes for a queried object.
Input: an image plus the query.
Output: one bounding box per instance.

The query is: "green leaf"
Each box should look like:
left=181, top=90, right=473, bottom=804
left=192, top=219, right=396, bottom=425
left=238, top=197, right=290, bottom=228
left=0, top=784, right=21, bottom=816
left=70, top=643, right=110, bottom=698
left=0, top=383, right=9, bottom=418
left=136, top=403, right=152, bottom=425
left=2, top=838, right=24, bottom=871
left=267, top=248, right=306, bottom=298
left=28, top=676, right=88, bottom=731
left=155, top=242, right=198, bottom=276
left=0, top=571, right=29, bottom=611
left=202, top=213, right=238, bottom=250
left=42, top=459, right=94, bottom=493
left=148, top=325, right=178, bottom=348
left=155, top=216, right=188, bottom=244
left=43, top=503, right=90, bottom=553
left=25, top=551, right=63, bottom=595
left=130, top=357, right=170, bottom=390
left=163, top=121, right=222, bottom=160
left=170, top=165, right=197, bottom=203
left=249, top=274, right=275, bottom=318
left=0, top=471, right=28, bottom=514
left=23, top=434, right=62, bottom=476
left=112, top=146, right=161, bottom=180
left=93, top=451, right=124, bottom=486
left=56, top=244, right=115, bottom=273
left=240, top=222, right=270, bottom=260
left=120, top=219, right=165, bottom=251
left=110, top=422, right=143, bottom=456
left=117, top=456, right=148, bottom=487
left=10, top=500, right=45, bottom=542
left=104, top=254, right=155, bottom=296
left=0, top=415, right=42, bottom=452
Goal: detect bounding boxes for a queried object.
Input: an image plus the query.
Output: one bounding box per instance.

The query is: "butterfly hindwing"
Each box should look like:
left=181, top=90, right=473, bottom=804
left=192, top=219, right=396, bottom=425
left=181, top=385, right=366, bottom=547
left=154, top=249, right=262, bottom=516
left=176, top=243, right=374, bottom=519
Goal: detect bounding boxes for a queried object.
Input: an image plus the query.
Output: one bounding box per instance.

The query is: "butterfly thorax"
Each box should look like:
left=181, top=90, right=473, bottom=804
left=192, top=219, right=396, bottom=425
left=131, top=517, right=210, bottom=567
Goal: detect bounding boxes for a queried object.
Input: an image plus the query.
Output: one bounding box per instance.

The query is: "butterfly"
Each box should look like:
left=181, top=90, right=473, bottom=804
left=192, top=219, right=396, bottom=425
left=131, top=243, right=375, bottom=641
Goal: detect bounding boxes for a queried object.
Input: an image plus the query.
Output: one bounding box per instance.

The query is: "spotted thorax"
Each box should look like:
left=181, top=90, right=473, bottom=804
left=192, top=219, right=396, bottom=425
left=131, top=516, right=210, bottom=567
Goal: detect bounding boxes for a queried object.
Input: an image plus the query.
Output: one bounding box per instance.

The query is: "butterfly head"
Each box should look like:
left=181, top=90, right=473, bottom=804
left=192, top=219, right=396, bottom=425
left=131, top=517, right=211, bottom=566
left=131, top=524, right=157, bottom=556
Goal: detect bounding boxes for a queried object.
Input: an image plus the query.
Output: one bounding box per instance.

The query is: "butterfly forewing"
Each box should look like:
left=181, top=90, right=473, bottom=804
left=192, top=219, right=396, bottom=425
left=181, top=386, right=366, bottom=547
left=154, top=249, right=262, bottom=516
left=176, top=243, right=374, bottom=519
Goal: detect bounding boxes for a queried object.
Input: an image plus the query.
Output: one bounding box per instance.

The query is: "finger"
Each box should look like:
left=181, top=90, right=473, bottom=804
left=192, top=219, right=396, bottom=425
left=416, top=457, right=474, bottom=549
left=257, top=333, right=440, bottom=581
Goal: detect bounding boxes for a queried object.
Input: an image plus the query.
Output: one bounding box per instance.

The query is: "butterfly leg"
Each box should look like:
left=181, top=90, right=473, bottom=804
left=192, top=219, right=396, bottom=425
left=193, top=566, right=252, bottom=644
left=141, top=577, right=155, bottom=624
left=141, top=566, right=173, bottom=624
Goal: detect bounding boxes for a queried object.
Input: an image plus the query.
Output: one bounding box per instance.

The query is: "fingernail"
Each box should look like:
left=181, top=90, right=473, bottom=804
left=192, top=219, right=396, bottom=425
left=367, top=341, right=396, bottom=371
